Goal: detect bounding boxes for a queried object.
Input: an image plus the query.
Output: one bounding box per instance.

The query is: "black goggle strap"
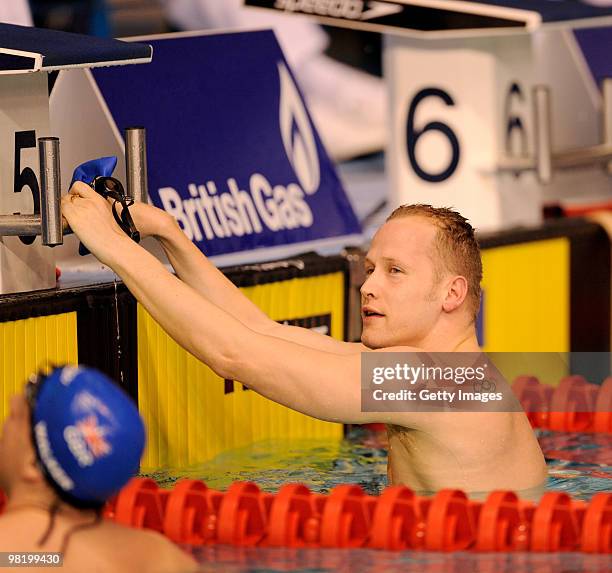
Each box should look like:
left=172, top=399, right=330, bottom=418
left=91, top=177, right=141, bottom=244
left=111, top=198, right=140, bottom=243
left=25, top=369, right=49, bottom=411
left=27, top=369, right=50, bottom=479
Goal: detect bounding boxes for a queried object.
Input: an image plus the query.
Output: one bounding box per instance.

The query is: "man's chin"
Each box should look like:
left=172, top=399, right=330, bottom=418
left=361, top=332, right=386, bottom=350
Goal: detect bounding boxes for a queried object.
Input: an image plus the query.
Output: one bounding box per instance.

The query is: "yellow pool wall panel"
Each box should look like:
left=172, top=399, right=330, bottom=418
left=481, top=238, right=570, bottom=353
left=481, top=238, right=570, bottom=384
left=0, top=312, right=78, bottom=422
left=138, top=272, right=345, bottom=470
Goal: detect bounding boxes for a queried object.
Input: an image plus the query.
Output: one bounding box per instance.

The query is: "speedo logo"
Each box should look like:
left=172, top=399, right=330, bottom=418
left=274, top=0, right=364, bottom=19
left=270, top=0, right=403, bottom=21
left=158, top=61, right=320, bottom=241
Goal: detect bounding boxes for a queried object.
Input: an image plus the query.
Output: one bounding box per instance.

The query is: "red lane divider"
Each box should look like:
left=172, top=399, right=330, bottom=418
left=581, top=492, right=612, bottom=553
left=512, top=376, right=553, bottom=428
left=594, top=378, right=612, bottom=434
left=424, top=490, right=475, bottom=551
left=512, top=376, right=612, bottom=434
left=113, top=477, right=164, bottom=532
left=266, top=483, right=315, bottom=548
left=216, top=481, right=268, bottom=546
left=0, top=478, right=609, bottom=553
left=475, top=491, right=530, bottom=551
left=530, top=492, right=579, bottom=551
left=319, top=485, right=371, bottom=548
left=162, top=479, right=221, bottom=545
left=368, top=486, right=419, bottom=550
left=549, top=377, right=599, bottom=433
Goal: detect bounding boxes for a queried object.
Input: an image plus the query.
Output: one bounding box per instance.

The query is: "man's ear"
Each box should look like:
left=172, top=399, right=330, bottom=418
left=442, top=275, right=468, bottom=313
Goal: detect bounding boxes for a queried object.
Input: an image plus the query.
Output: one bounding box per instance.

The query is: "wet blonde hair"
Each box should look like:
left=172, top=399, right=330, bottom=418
left=386, top=204, right=483, bottom=321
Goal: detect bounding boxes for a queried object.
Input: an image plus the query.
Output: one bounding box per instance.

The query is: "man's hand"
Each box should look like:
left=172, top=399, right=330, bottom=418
left=61, top=182, right=129, bottom=264
left=115, top=201, right=175, bottom=241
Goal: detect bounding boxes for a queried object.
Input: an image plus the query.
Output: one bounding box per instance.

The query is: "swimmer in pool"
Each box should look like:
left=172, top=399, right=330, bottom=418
left=62, top=187, right=548, bottom=496
left=0, top=366, right=197, bottom=573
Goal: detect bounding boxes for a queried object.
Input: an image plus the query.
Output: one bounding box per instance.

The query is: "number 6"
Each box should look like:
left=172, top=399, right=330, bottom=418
left=406, top=88, right=461, bottom=183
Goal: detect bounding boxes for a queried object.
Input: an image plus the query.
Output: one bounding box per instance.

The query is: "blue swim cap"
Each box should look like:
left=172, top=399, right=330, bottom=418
left=30, top=366, right=145, bottom=508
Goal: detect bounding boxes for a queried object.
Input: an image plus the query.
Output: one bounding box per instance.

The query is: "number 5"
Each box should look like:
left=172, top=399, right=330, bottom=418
left=14, top=130, right=40, bottom=245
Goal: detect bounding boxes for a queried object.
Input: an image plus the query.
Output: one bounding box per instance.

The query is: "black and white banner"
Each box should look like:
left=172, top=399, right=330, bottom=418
left=243, top=1, right=612, bottom=35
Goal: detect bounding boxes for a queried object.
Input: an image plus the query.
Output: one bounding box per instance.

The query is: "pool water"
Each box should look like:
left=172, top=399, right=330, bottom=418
left=145, top=429, right=611, bottom=572
left=186, top=547, right=610, bottom=572
left=148, top=428, right=611, bottom=501
left=539, top=431, right=611, bottom=500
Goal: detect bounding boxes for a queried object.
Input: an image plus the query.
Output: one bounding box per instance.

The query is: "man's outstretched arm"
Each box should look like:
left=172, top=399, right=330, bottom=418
left=114, top=239, right=375, bottom=422
left=62, top=185, right=380, bottom=422
left=130, top=202, right=365, bottom=355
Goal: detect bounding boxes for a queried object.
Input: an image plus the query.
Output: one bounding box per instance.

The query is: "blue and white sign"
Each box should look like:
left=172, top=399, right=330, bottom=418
left=88, top=30, right=360, bottom=259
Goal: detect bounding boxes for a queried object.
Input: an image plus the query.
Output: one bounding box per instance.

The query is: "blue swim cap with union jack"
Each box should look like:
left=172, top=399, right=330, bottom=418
left=28, top=365, right=145, bottom=508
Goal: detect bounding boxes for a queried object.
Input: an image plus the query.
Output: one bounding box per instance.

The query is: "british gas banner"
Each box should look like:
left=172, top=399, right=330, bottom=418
left=88, top=30, right=360, bottom=258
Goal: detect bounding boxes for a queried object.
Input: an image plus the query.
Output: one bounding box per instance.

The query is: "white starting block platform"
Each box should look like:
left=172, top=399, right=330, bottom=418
left=0, top=22, right=151, bottom=73
left=0, top=23, right=151, bottom=294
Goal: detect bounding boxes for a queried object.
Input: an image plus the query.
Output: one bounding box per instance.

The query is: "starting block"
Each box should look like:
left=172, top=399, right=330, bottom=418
left=0, top=23, right=150, bottom=294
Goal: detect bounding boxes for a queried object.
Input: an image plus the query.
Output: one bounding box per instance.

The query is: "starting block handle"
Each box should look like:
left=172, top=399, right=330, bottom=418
left=125, top=127, right=148, bottom=203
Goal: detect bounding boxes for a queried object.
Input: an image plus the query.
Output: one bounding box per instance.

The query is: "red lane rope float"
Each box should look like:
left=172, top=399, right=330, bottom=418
left=512, top=376, right=611, bottom=433
left=475, top=491, right=530, bottom=552
left=512, top=375, right=555, bottom=429
left=581, top=492, right=612, bottom=553
left=530, top=492, right=579, bottom=551
left=162, top=479, right=221, bottom=545
left=549, top=376, right=599, bottom=433
left=580, top=492, right=612, bottom=553
left=216, top=481, right=268, bottom=546
left=319, top=484, right=371, bottom=548
left=266, top=483, right=316, bottom=548
left=368, top=486, right=419, bottom=550
left=113, top=477, right=165, bottom=532
left=594, top=378, right=612, bottom=434
left=0, top=478, right=609, bottom=553
left=423, top=490, right=475, bottom=551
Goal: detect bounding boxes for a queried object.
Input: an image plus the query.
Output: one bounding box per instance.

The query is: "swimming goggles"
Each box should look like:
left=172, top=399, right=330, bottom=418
left=25, top=370, right=48, bottom=412
left=90, top=176, right=141, bottom=244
